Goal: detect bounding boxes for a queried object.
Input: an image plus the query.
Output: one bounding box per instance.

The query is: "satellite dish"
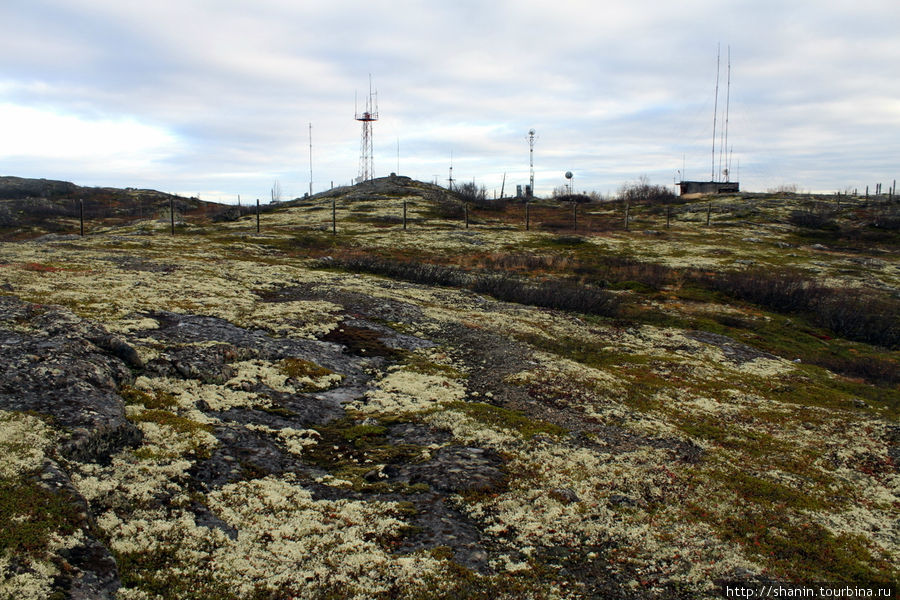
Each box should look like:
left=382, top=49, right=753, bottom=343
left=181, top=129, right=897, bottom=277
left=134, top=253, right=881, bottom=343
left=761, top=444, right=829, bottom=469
left=528, top=129, right=535, bottom=136
left=565, top=171, right=573, bottom=180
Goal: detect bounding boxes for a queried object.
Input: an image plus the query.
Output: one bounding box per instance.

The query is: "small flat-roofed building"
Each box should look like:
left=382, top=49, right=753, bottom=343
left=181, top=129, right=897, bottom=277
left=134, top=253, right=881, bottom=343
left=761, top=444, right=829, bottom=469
left=678, top=181, right=740, bottom=195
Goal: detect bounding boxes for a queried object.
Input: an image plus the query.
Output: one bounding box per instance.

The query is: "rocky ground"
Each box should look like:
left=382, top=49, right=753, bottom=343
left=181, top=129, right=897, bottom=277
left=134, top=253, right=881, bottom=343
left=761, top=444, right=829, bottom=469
left=0, top=180, right=897, bottom=599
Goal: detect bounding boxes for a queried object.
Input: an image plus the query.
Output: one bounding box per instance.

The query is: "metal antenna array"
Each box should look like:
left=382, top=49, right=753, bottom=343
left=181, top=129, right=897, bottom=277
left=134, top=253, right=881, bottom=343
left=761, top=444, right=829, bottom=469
left=355, top=75, right=378, bottom=183
left=527, top=129, right=536, bottom=197
left=723, top=47, right=731, bottom=182
left=448, top=151, right=455, bottom=191
left=711, top=45, right=720, bottom=181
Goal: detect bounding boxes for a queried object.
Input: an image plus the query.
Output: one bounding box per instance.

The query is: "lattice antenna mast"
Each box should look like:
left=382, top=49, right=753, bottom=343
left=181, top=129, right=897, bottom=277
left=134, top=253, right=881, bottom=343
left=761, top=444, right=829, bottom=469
left=528, top=129, right=536, bottom=196
left=355, top=75, right=379, bottom=182
left=448, top=151, right=455, bottom=191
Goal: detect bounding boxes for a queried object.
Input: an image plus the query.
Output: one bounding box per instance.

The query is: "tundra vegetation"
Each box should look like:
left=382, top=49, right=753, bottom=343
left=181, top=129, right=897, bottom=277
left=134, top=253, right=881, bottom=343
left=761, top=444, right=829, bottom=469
left=0, top=176, right=897, bottom=599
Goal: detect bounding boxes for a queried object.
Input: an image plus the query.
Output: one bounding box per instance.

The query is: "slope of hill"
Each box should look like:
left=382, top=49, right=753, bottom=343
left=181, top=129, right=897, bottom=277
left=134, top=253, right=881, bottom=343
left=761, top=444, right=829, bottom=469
left=0, top=177, right=897, bottom=599
left=0, top=176, right=227, bottom=240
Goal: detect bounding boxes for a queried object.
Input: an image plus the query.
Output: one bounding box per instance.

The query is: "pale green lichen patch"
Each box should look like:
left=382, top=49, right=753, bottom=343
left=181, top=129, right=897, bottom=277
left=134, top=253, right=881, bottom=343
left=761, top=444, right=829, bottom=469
left=353, top=367, right=466, bottom=415
left=0, top=412, right=89, bottom=600
left=0, top=411, right=57, bottom=479
left=228, top=358, right=344, bottom=394
left=97, top=476, right=444, bottom=600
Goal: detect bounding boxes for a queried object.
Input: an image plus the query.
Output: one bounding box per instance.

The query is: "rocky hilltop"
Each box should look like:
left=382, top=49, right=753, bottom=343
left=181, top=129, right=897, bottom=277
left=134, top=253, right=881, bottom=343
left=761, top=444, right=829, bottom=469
left=0, top=176, right=226, bottom=239
left=0, top=178, right=897, bottom=599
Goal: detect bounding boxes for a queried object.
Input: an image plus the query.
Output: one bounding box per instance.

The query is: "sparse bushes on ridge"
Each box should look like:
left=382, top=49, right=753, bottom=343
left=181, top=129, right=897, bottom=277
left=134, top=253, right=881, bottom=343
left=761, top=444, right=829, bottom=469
left=553, top=193, right=592, bottom=204
left=452, top=182, right=486, bottom=205
left=425, top=191, right=465, bottom=220
left=788, top=210, right=838, bottom=230
left=319, top=256, right=621, bottom=317
left=695, top=268, right=899, bottom=348
left=618, top=176, right=676, bottom=205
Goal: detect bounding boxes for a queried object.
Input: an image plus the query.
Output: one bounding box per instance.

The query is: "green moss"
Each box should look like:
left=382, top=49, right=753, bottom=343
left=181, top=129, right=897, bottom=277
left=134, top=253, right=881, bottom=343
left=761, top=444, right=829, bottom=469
left=515, top=331, right=650, bottom=370
left=277, top=357, right=333, bottom=379
left=120, top=385, right=178, bottom=410
left=0, top=477, right=81, bottom=557
left=340, top=423, right=388, bottom=446
left=724, top=472, right=826, bottom=511
left=676, top=417, right=785, bottom=460
left=445, top=401, right=567, bottom=439
left=304, top=416, right=424, bottom=492
left=115, top=548, right=247, bottom=600
left=397, top=351, right=466, bottom=379
left=253, top=403, right=298, bottom=418
left=714, top=510, right=893, bottom=583
left=130, top=409, right=213, bottom=436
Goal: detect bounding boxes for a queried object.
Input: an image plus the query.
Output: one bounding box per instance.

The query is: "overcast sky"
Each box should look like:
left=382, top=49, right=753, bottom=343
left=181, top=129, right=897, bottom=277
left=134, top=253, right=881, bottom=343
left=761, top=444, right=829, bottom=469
left=2, top=0, right=898, bottom=202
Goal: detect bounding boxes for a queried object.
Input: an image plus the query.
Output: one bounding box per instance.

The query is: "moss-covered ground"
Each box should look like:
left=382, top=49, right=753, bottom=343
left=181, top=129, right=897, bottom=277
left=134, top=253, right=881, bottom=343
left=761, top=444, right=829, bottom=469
left=0, top=183, right=896, bottom=598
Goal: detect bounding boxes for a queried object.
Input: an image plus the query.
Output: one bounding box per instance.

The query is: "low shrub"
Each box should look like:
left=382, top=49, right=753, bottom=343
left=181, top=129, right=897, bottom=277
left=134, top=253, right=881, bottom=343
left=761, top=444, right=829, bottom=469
left=695, top=268, right=899, bottom=348
left=321, top=256, right=620, bottom=317
left=788, top=210, right=838, bottom=230
left=618, top=177, right=676, bottom=205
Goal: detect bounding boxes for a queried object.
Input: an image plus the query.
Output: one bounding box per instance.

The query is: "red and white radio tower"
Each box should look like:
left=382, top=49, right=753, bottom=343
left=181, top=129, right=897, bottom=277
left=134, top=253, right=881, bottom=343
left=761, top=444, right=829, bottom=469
left=355, top=75, right=378, bottom=183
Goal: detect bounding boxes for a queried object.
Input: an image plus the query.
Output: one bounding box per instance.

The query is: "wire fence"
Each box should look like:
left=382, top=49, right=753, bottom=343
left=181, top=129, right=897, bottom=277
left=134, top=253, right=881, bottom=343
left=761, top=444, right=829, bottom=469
left=7, top=188, right=900, bottom=239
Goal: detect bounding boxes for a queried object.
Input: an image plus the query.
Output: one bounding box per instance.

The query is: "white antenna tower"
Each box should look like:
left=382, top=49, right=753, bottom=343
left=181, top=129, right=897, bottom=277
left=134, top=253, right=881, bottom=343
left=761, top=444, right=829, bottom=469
left=355, top=75, right=378, bottom=182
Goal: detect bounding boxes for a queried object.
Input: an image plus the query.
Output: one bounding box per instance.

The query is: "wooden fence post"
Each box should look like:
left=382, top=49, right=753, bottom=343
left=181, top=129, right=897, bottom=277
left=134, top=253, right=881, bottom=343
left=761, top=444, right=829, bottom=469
left=80, top=199, right=84, bottom=237
left=525, top=201, right=530, bottom=231
left=666, top=204, right=670, bottom=229
left=706, top=202, right=711, bottom=226
left=256, top=199, right=260, bottom=233
left=403, top=201, right=407, bottom=230
left=573, top=202, right=577, bottom=232
left=170, top=196, right=175, bottom=235
left=332, top=198, right=336, bottom=235
left=465, top=202, right=469, bottom=229
left=624, top=201, right=630, bottom=231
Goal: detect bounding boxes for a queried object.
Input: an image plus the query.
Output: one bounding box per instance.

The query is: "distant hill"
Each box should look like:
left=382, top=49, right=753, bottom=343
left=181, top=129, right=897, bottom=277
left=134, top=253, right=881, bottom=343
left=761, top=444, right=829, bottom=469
left=0, top=176, right=226, bottom=238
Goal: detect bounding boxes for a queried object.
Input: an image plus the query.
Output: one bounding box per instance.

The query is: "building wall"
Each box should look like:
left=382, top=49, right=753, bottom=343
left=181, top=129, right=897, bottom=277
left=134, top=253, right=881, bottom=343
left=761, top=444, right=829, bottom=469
left=678, top=181, right=740, bottom=195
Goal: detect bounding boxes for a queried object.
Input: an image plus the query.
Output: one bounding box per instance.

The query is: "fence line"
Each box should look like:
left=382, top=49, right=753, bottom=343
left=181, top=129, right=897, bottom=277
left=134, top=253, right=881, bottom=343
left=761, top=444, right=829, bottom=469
left=9, top=190, right=897, bottom=239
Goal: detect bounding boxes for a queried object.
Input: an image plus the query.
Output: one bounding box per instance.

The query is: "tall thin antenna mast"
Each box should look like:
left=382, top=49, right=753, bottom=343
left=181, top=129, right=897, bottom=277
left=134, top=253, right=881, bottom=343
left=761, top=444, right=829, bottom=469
left=723, top=46, right=731, bottom=182
left=448, top=151, right=455, bottom=190
left=711, top=44, right=720, bottom=181
left=308, top=122, right=313, bottom=196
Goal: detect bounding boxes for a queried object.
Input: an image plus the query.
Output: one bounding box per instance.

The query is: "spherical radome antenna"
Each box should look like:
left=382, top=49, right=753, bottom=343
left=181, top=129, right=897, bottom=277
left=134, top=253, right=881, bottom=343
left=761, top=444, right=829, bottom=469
left=565, top=171, right=573, bottom=180
left=529, top=128, right=535, bottom=136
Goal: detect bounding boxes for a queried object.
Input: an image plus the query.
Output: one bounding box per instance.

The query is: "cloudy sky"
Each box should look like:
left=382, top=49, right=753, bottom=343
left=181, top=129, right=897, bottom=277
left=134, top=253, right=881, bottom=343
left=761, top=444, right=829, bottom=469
left=1, top=0, right=898, bottom=202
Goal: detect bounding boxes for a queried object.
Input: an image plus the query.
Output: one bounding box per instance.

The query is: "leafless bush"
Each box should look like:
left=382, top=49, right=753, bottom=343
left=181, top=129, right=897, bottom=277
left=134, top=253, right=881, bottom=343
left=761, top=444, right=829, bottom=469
left=699, top=268, right=823, bottom=313
left=815, top=294, right=899, bottom=349
left=453, top=182, right=486, bottom=204
left=618, top=176, right=676, bottom=205
left=812, top=354, right=899, bottom=386
left=554, top=194, right=592, bottom=204
left=788, top=210, right=838, bottom=230
left=767, top=184, right=799, bottom=194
